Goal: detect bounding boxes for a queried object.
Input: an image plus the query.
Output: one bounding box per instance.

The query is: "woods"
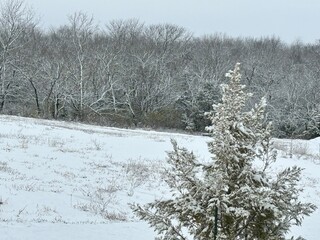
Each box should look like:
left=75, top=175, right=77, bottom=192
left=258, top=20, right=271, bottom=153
left=1, top=0, right=320, bottom=138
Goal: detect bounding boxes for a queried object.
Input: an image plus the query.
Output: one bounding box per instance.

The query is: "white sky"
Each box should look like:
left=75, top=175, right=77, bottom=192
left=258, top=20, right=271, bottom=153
left=26, top=0, right=320, bottom=44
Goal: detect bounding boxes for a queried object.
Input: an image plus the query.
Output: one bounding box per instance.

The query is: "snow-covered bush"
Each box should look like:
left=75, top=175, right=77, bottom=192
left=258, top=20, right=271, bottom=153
left=131, top=63, right=316, bottom=240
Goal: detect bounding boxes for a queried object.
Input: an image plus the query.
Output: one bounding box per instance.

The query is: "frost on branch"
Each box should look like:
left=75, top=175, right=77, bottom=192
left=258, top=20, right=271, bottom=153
left=131, top=63, right=316, bottom=240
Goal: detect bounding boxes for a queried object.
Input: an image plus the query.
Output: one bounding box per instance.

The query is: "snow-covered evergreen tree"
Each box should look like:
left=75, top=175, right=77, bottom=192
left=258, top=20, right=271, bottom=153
left=131, top=63, right=316, bottom=240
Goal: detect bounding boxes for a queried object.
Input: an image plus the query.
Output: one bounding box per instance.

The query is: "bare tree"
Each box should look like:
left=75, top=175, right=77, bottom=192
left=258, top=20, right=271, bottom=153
left=0, top=0, right=35, bottom=113
left=39, top=32, right=67, bottom=119
left=65, top=12, right=97, bottom=120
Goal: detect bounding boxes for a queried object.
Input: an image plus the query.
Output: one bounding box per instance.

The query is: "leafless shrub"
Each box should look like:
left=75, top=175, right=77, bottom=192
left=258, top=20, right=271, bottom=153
left=292, top=142, right=310, bottom=158
left=74, top=183, right=126, bottom=221
left=0, top=161, right=18, bottom=175
left=48, top=138, right=65, bottom=148
left=18, top=135, right=29, bottom=149
left=273, top=140, right=310, bottom=159
left=122, top=158, right=164, bottom=196
left=12, top=182, right=41, bottom=192
left=91, top=138, right=102, bottom=150
left=273, top=141, right=289, bottom=153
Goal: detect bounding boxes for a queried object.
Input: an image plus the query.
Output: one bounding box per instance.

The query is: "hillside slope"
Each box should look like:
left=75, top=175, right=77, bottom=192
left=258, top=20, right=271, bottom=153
left=0, top=115, right=319, bottom=239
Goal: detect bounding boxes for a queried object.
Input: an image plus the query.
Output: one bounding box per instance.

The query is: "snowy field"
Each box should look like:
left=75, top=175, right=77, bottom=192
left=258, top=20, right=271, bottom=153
left=0, top=115, right=319, bottom=239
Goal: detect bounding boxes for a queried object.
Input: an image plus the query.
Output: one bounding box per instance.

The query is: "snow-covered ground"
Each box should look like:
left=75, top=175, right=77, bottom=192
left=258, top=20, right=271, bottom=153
left=0, top=115, right=319, bottom=239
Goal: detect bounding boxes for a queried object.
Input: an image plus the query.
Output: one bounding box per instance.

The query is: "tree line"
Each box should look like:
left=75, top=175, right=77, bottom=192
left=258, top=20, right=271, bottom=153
left=1, top=0, right=320, bottom=138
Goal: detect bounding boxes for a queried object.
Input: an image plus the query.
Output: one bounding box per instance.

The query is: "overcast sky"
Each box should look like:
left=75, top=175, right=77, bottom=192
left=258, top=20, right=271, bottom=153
left=26, top=0, right=320, bottom=44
